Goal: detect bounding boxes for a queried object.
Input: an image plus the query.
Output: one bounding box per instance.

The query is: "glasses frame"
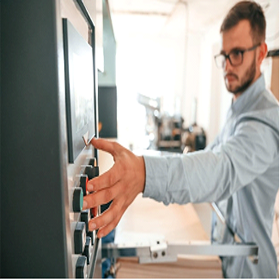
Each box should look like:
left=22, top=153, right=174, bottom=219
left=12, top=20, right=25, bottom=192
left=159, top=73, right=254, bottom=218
left=214, top=43, right=261, bottom=68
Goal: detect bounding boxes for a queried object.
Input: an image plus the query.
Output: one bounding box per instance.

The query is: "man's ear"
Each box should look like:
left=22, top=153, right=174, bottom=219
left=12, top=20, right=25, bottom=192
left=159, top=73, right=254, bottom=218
left=258, top=42, right=268, bottom=65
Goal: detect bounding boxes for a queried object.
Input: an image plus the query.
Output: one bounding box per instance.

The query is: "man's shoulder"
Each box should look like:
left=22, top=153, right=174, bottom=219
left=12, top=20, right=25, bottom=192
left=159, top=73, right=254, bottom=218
left=259, top=88, right=279, bottom=108
left=235, top=89, right=279, bottom=133
left=242, top=88, right=278, bottom=117
left=236, top=107, right=279, bottom=136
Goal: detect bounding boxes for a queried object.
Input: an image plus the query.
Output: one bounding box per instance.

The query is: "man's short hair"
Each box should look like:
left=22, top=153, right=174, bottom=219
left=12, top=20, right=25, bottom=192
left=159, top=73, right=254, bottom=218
left=220, top=1, right=266, bottom=44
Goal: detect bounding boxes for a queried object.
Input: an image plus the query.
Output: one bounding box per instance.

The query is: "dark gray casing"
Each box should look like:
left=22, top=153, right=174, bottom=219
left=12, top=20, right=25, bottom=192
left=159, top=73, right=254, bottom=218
left=0, top=0, right=100, bottom=277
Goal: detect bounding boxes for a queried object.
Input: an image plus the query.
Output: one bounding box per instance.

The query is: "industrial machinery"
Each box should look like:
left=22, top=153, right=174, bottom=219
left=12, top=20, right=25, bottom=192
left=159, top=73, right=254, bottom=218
left=182, top=123, right=207, bottom=153
left=138, top=93, right=184, bottom=152
left=1, top=0, right=102, bottom=277
left=157, top=115, right=184, bottom=152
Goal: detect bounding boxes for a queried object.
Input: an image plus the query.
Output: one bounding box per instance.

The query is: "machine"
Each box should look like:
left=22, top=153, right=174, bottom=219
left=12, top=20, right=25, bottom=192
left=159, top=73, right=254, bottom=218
left=1, top=0, right=102, bottom=277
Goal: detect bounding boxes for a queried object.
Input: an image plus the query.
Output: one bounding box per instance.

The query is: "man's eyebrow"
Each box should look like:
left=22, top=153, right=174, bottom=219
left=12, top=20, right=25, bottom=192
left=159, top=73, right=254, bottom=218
left=220, top=47, right=245, bottom=54
left=230, top=47, right=245, bottom=52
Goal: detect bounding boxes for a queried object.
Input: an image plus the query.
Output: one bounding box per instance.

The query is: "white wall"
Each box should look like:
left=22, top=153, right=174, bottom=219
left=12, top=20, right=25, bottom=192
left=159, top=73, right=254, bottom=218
left=115, top=2, right=189, bottom=149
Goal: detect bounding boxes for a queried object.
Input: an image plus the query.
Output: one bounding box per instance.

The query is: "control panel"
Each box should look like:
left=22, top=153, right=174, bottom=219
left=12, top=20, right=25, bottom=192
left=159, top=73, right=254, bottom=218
left=61, top=3, right=102, bottom=277
left=67, top=146, right=101, bottom=278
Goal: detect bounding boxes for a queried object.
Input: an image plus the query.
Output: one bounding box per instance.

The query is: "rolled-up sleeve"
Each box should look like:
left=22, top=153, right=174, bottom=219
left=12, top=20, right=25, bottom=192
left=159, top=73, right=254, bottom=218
left=143, top=118, right=278, bottom=205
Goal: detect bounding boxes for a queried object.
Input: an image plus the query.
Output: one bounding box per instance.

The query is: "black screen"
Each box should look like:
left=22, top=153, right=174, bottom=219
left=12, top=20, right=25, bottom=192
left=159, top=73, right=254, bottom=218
left=63, top=19, right=96, bottom=162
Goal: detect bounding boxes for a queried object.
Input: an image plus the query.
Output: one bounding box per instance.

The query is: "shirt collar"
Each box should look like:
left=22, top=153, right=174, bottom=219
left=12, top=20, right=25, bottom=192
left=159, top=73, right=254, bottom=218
left=231, top=74, right=266, bottom=115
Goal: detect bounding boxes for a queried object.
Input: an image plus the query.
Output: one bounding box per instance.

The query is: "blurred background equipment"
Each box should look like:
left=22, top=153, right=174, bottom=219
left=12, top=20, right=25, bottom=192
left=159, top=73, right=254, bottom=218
left=182, top=123, right=206, bottom=153
left=138, top=93, right=184, bottom=152
left=137, top=93, right=160, bottom=149
left=182, top=97, right=206, bottom=153
left=138, top=93, right=206, bottom=153
left=157, top=114, right=184, bottom=153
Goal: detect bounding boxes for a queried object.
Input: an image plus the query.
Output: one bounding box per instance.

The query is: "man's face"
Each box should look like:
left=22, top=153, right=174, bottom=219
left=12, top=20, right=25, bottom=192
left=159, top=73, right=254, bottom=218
left=221, top=20, right=260, bottom=97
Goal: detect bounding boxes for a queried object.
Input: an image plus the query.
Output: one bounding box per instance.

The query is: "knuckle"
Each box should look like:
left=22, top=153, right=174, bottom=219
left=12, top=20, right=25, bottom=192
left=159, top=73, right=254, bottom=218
left=108, top=173, right=114, bottom=186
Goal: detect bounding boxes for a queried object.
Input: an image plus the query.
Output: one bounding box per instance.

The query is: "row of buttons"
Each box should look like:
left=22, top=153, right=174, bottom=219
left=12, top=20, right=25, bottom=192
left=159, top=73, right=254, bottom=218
left=72, top=159, right=99, bottom=278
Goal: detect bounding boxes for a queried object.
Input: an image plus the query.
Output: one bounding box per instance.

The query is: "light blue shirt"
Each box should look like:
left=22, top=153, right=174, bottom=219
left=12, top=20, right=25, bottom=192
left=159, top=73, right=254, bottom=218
left=143, top=74, right=279, bottom=278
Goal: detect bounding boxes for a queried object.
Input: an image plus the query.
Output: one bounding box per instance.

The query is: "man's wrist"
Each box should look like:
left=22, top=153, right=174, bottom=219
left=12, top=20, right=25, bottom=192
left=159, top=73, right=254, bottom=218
left=137, top=156, right=146, bottom=193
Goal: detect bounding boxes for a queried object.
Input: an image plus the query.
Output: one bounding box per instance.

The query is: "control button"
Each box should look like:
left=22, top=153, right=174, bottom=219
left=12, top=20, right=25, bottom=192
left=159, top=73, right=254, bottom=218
left=74, top=222, right=86, bottom=254
left=87, top=231, right=95, bottom=246
left=76, top=256, right=87, bottom=278
left=83, top=165, right=99, bottom=180
left=73, top=188, right=83, bottom=212
left=79, top=175, right=88, bottom=196
left=93, top=166, right=99, bottom=177
left=80, top=210, right=90, bottom=232
left=88, top=157, right=96, bottom=167
left=83, top=236, right=92, bottom=264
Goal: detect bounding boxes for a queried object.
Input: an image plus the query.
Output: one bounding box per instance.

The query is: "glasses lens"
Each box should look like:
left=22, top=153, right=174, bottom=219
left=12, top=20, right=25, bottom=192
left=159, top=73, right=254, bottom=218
left=229, top=51, right=242, bottom=66
left=215, top=55, right=225, bottom=68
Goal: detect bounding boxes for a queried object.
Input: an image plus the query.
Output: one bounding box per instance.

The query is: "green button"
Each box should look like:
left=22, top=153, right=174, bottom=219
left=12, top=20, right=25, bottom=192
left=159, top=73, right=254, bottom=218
left=79, top=189, right=83, bottom=211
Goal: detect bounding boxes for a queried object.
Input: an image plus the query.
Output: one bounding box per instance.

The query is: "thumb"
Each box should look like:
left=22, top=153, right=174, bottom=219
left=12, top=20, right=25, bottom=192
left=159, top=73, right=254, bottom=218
left=90, top=138, right=118, bottom=156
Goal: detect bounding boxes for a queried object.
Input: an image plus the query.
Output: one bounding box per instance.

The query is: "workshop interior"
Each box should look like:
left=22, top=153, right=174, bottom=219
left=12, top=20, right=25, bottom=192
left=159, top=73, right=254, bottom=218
left=0, top=0, right=279, bottom=278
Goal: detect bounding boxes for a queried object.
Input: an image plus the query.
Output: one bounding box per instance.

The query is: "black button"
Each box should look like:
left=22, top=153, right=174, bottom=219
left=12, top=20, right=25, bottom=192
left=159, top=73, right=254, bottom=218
left=84, top=165, right=99, bottom=180
left=93, top=166, right=99, bottom=177
left=81, top=210, right=90, bottom=232
left=76, top=256, right=87, bottom=278
left=74, top=222, right=86, bottom=254
left=73, top=188, right=83, bottom=212
left=88, top=157, right=96, bottom=166
left=79, top=175, right=88, bottom=196
left=87, top=231, right=95, bottom=246
left=83, top=236, right=92, bottom=265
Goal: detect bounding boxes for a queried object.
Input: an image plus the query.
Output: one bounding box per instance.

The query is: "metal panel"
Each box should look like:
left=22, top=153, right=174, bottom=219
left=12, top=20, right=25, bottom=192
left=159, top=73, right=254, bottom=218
left=102, top=241, right=258, bottom=264
left=0, top=0, right=101, bottom=277
left=1, top=0, right=70, bottom=276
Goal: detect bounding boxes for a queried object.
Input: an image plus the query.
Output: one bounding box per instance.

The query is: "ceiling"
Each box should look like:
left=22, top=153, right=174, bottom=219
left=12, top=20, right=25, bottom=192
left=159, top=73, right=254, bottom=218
left=108, top=0, right=279, bottom=48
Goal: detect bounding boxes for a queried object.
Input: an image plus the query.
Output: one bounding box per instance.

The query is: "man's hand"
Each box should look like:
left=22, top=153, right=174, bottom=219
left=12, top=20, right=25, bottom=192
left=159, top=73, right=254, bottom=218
left=83, top=138, right=146, bottom=238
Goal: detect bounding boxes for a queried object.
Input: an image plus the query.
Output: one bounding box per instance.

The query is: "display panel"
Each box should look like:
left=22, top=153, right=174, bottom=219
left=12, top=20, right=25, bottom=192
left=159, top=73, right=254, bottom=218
left=63, top=18, right=95, bottom=163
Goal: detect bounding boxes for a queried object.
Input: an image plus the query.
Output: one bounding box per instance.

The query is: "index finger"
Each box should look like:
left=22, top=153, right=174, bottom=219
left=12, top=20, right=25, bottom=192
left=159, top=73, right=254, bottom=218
left=91, top=138, right=120, bottom=156
left=87, top=163, right=121, bottom=192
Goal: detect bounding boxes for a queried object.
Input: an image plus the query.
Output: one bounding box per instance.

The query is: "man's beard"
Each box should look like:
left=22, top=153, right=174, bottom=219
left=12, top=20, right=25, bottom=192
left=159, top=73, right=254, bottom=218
left=225, top=55, right=256, bottom=95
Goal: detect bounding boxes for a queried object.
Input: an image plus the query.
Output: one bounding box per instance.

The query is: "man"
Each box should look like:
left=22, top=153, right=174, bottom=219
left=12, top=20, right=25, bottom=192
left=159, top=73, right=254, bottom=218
left=83, top=1, right=279, bottom=277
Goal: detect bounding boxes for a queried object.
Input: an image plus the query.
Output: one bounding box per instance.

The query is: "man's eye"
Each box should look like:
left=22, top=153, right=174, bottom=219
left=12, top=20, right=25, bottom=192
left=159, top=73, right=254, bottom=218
left=231, top=50, right=242, bottom=58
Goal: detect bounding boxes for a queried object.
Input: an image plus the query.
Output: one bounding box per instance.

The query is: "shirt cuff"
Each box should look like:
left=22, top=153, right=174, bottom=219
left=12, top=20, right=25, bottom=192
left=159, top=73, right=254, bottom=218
left=142, top=155, right=169, bottom=202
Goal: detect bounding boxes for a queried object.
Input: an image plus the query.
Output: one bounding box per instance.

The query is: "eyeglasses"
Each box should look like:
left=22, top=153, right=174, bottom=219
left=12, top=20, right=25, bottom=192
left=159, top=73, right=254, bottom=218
left=214, top=43, right=261, bottom=68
